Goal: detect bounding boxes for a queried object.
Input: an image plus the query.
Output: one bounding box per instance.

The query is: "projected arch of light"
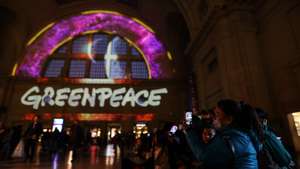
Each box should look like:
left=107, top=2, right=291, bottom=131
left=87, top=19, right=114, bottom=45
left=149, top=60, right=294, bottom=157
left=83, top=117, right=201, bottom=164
left=17, top=11, right=173, bottom=80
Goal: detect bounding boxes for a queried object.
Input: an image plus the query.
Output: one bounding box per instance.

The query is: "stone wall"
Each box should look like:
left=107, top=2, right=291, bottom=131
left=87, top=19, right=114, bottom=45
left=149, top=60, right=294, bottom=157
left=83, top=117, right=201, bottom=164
left=185, top=0, right=300, bottom=152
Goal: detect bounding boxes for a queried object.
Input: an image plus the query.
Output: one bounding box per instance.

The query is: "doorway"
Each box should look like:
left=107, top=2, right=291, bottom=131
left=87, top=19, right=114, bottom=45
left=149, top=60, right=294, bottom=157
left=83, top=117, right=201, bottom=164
left=107, top=124, right=121, bottom=143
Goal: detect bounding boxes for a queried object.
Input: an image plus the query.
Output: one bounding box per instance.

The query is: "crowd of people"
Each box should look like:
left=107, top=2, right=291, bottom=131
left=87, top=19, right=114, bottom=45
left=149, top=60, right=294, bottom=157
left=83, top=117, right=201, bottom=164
left=0, top=99, right=297, bottom=169
left=0, top=117, right=92, bottom=162
left=120, top=99, right=297, bottom=169
left=0, top=121, right=22, bottom=161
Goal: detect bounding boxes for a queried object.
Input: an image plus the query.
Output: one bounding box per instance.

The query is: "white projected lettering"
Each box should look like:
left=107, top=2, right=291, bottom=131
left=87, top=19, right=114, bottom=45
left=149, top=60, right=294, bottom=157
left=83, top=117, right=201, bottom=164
left=20, top=86, right=168, bottom=110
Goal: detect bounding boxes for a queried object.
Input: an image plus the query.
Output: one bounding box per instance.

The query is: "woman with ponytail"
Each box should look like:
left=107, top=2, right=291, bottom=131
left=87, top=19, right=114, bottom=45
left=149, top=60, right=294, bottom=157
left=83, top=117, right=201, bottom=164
left=212, top=99, right=259, bottom=169
left=184, top=99, right=260, bottom=169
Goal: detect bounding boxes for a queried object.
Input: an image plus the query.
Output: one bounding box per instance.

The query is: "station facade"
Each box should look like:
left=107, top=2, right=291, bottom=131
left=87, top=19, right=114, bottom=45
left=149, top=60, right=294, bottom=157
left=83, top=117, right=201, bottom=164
left=1, top=0, right=300, bottom=153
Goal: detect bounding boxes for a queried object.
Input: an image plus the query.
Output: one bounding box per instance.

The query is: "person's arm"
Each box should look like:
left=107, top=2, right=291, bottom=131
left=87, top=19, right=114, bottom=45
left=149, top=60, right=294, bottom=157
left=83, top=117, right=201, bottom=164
left=37, top=123, right=43, bottom=137
left=23, top=123, right=31, bottom=138
left=184, top=129, right=204, bottom=161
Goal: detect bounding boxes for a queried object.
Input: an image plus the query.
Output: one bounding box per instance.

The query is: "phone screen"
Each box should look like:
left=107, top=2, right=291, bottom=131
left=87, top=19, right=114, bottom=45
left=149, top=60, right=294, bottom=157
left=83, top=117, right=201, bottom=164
left=185, top=112, right=192, bottom=125
left=170, top=125, right=178, bottom=134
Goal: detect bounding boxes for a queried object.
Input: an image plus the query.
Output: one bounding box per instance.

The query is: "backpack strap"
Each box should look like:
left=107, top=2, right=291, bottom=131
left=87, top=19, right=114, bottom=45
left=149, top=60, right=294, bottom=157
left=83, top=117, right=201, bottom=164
left=223, top=135, right=236, bottom=155
left=223, top=135, right=236, bottom=168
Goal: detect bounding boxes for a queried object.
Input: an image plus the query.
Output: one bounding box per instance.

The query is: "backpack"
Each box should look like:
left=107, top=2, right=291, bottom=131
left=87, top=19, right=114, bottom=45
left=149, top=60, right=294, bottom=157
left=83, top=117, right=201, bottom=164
left=258, top=145, right=282, bottom=169
left=259, top=128, right=295, bottom=169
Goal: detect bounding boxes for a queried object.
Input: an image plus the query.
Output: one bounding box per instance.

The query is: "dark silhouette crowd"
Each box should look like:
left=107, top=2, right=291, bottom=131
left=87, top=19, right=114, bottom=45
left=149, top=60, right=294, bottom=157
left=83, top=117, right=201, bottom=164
left=0, top=121, right=22, bottom=161
left=0, top=99, right=297, bottom=169
left=120, top=99, right=296, bottom=169
left=0, top=116, right=91, bottom=163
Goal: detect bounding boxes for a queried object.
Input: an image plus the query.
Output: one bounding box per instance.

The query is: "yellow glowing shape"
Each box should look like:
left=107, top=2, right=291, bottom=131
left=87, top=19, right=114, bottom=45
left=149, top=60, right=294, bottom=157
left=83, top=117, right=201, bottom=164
left=81, top=10, right=121, bottom=16
left=82, top=30, right=115, bottom=36
left=11, top=63, right=18, bottom=76
left=87, top=41, right=94, bottom=61
left=167, top=51, right=173, bottom=61
left=49, top=37, right=73, bottom=55
left=82, top=30, right=99, bottom=35
left=26, top=22, right=55, bottom=46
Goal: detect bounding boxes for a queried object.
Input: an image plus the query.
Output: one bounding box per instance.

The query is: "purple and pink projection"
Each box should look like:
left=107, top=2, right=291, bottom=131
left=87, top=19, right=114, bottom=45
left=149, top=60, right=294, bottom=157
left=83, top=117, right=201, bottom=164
left=17, top=11, right=172, bottom=79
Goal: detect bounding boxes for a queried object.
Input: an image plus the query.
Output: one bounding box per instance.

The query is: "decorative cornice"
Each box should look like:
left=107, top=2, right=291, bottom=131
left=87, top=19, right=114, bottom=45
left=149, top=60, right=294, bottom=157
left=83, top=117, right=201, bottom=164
left=172, top=0, right=202, bottom=37
left=185, top=0, right=259, bottom=58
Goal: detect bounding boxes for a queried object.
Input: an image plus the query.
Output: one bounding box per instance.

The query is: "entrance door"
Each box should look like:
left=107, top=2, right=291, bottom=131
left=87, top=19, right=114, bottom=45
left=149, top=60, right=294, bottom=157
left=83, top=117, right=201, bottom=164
left=107, top=124, right=121, bottom=143
left=133, top=123, right=148, bottom=138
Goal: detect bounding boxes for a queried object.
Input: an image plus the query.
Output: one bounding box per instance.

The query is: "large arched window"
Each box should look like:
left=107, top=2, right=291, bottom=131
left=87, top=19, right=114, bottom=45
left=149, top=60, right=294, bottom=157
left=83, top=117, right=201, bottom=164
left=42, top=33, right=149, bottom=80
left=17, top=11, right=173, bottom=79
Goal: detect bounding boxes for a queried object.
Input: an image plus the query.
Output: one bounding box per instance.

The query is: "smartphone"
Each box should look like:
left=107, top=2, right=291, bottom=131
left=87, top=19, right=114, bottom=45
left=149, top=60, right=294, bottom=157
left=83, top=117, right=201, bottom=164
left=169, top=125, right=178, bottom=134
left=185, top=112, right=192, bottom=125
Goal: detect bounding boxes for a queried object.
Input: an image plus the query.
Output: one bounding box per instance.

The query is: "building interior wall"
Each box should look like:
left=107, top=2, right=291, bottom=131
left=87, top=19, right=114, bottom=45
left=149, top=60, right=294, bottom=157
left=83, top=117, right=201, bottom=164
left=0, top=0, right=300, bottom=153
left=184, top=0, right=300, bottom=152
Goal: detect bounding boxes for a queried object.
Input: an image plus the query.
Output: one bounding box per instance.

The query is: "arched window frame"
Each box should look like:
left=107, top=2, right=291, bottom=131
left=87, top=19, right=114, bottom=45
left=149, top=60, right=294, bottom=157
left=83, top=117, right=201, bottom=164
left=42, top=32, right=149, bottom=80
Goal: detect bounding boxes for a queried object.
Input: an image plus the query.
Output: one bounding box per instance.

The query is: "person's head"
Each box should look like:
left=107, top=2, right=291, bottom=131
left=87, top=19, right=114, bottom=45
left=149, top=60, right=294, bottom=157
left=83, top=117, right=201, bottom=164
left=214, top=99, right=239, bottom=128
left=255, top=108, right=268, bottom=126
left=153, top=127, right=158, bottom=133
left=73, top=119, right=78, bottom=124
left=33, top=115, right=39, bottom=123
left=191, top=115, right=203, bottom=131
left=255, top=108, right=268, bottom=119
left=178, top=123, right=184, bottom=130
left=202, top=127, right=216, bottom=144
left=162, top=122, right=173, bottom=134
left=135, top=138, right=142, bottom=145
left=202, top=109, right=220, bottom=128
left=200, top=109, right=210, bottom=119
left=215, top=99, right=260, bottom=131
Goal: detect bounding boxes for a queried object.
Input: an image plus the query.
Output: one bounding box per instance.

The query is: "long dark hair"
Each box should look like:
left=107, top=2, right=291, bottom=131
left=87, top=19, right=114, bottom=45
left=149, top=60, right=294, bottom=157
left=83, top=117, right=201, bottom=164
left=217, top=99, right=264, bottom=141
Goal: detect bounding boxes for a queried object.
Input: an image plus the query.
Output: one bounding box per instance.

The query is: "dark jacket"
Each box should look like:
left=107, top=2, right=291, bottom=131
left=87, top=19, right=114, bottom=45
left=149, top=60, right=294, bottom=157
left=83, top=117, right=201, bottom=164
left=185, top=127, right=258, bottom=169
left=221, top=128, right=258, bottom=169
left=70, top=124, right=84, bottom=146
left=24, top=122, right=43, bottom=141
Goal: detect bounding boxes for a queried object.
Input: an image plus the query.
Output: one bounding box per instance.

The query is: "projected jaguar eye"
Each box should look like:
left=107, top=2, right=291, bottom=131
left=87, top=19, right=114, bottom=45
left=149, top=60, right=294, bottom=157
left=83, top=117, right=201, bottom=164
left=43, top=95, right=51, bottom=103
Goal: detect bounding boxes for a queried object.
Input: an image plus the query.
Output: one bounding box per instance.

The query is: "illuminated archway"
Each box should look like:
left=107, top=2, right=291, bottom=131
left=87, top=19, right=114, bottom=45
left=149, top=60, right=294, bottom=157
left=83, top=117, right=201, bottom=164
left=17, top=11, right=173, bottom=79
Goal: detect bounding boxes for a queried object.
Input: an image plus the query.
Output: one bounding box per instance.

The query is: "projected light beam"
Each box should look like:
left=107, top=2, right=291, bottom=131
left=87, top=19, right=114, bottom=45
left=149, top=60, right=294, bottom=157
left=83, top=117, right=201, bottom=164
left=17, top=11, right=172, bottom=79
left=104, top=39, right=118, bottom=78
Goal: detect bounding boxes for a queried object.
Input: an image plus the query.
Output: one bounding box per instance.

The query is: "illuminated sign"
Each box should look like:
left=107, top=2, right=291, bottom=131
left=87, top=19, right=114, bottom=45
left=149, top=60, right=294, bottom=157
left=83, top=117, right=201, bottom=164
left=185, top=112, right=192, bottom=125
left=21, top=86, right=168, bottom=110
left=52, top=118, right=64, bottom=132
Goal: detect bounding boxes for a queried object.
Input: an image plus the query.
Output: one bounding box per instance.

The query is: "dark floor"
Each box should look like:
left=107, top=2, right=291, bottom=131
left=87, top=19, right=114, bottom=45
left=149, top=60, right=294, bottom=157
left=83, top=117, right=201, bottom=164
left=1, top=144, right=299, bottom=169
left=0, top=144, right=121, bottom=169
